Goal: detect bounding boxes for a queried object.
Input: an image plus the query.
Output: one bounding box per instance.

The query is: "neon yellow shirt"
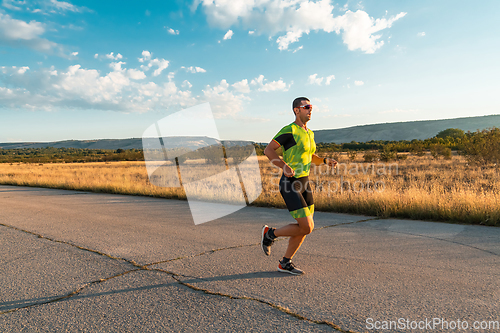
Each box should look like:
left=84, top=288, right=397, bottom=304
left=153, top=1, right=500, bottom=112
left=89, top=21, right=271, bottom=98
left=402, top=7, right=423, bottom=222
left=272, top=122, right=316, bottom=178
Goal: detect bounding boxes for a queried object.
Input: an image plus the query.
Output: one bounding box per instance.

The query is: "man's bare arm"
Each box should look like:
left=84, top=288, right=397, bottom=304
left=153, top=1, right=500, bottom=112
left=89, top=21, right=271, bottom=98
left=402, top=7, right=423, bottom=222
left=264, top=140, right=295, bottom=177
left=312, top=154, right=337, bottom=167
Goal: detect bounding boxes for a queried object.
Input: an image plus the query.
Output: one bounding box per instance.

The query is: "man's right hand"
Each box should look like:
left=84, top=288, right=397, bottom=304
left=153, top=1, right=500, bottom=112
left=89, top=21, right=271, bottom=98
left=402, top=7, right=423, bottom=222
left=283, top=164, right=295, bottom=177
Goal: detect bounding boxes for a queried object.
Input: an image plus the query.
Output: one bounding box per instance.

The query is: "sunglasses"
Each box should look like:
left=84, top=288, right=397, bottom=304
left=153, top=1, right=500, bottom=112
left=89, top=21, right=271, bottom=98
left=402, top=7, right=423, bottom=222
left=297, top=104, right=313, bottom=110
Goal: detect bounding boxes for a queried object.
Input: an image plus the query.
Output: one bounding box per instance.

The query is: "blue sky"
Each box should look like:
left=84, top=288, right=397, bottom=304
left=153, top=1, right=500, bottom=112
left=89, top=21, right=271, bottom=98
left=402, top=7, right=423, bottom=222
left=1, top=0, right=499, bottom=143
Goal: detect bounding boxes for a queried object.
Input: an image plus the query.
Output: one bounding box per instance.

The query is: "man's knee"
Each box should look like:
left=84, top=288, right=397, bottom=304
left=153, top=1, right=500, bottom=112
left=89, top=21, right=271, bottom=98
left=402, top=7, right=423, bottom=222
left=296, top=216, right=314, bottom=235
left=302, top=220, right=314, bottom=235
left=302, top=226, right=313, bottom=235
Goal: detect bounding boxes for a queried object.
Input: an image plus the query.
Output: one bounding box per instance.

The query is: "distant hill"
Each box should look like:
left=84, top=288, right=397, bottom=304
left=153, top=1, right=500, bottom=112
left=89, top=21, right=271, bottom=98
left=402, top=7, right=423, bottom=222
left=0, top=137, right=220, bottom=150
left=0, top=138, right=143, bottom=150
left=0, top=137, right=254, bottom=150
left=2, top=115, right=499, bottom=149
left=314, top=114, right=500, bottom=143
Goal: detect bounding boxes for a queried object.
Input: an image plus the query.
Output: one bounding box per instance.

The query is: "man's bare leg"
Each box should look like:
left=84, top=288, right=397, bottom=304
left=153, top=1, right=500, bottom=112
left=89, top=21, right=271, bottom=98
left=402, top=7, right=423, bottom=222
left=274, top=214, right=314, bottom=259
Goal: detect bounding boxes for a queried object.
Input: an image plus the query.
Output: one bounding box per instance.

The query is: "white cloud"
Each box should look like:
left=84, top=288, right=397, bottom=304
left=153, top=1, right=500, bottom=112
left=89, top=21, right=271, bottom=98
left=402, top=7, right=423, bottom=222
left=0, top=14, right=44, bottom=40
left=307, top=74, right=334, bottom=85
left=138, top=50, right=151, bottom=62
left=182, top=66, right=207, bottom=73
left=58, top=65, right=130, bottom=100
left=138, top=51, right=169, bottom=76
left=50, top=0, right=86, bottom=13
left=105, top=52, right=123, bottom=60
left=2, top=0, right=90, bottom=14
left=223, top=29, right=234, bottom=40
left=276, top=30, right=305, bottom=51
left=94, top=53, right=98, bottom=59
left=248, top=30, right=255, bottom=35
left=307, top=73, right=323, bottom=85
left=16, top=0, right=89, bottom=14
left=335, top=11, right=407, bottom=53
left=417, top=32, right=425, bottom=37
left=202, top=79, right=249, bottom=117
left=182, top=80, right=193, bottom=88
left=232, top=79, right=250, bottom=93
left=127, top=69, right=146, bottom=80
left=109, top=61, right=125, bottom=71
left=250, top=74, right=290, bottom=92
left=325, top=75, right=335, bottom=85
left=167, top=28, right=180, bottom=35
left=200, top=75, right=289, bottom=117
left=17, top=66, right=29, bottom=74
left=0, top=61, right=194, bottom=112
left=71, top=51, right=78, bottom=56
left=150, top=58, right=169, bottom=76
left=292, top=45, right=303, bottom=53
left=196, top=1, right=406, bottom=53
left=354, top=80, right=364, bottom=86
left=0, top=13, right=61, bottom=53
left=2, top=0, right=23, bottom=11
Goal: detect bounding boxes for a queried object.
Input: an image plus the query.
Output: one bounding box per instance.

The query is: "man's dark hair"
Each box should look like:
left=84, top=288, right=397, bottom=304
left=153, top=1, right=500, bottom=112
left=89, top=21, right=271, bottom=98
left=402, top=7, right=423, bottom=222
left=292, top=97, right=310, bottom=112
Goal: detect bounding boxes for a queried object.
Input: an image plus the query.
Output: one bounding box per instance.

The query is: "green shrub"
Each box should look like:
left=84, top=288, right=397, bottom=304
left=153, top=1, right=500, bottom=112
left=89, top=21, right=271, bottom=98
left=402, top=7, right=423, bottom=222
left=363, top=151, right=378, bottom=163
left=436, top=128, right=465, bottom=139
left=410, top=142, right=425, bottom=156
left=460, top=128, right=500, bottom=165
left=442, top=148, right=452, bottom=160
left=379, top=145, right=396, bottom=162
left=347, top=150, right=357, bottom=161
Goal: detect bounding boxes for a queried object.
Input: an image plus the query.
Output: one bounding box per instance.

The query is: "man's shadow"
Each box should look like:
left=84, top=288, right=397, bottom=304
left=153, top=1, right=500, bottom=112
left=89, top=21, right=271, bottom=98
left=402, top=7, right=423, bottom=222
left=0, top=270, right=294, bottom=312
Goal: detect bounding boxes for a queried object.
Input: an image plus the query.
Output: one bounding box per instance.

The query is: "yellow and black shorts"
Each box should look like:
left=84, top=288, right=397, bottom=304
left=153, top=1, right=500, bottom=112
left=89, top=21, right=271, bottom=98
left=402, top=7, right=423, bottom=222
left=279, top=175, right=314, bottom=219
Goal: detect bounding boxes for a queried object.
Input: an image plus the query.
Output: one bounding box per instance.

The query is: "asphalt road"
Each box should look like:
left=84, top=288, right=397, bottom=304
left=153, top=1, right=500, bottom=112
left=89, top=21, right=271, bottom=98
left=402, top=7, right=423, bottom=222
left=1, top=185, right=499, bottom=332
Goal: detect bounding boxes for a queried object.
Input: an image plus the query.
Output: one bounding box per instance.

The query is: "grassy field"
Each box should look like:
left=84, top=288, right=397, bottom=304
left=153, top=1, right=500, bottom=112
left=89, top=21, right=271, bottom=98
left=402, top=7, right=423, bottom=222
left=1, top=154, right=499, bottom=226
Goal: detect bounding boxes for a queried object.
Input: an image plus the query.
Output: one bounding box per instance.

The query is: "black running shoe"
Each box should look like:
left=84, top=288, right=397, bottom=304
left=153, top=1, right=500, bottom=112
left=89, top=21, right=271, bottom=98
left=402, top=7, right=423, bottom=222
left=261, top=225, right=274, bottom=256
left=278, top=260, right=304, bottom=275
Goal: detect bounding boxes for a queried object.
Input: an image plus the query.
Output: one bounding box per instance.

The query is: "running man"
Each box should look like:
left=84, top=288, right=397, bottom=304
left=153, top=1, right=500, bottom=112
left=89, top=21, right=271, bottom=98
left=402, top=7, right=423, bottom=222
left=262, top=97, right=337, bottom=275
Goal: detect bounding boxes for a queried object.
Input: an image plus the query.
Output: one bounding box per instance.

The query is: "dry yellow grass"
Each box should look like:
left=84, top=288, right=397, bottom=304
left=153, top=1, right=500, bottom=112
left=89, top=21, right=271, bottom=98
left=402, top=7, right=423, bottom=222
left=1, top=154, right=499, bottom=226
left=0, top=161, right=185, bottom=200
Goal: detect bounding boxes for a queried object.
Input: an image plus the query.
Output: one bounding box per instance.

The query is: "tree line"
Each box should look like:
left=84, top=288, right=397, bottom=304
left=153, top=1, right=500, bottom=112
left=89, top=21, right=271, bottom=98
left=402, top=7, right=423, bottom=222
left=2, top=128, right=498, bottom=165
left=256, top=128, right=500, bottom=164
left=0, top=147, right=144, bottom=164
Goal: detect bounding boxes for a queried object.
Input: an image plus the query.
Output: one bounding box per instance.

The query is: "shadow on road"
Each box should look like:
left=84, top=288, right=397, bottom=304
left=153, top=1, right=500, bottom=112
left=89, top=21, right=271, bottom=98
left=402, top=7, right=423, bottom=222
left=1, top=270, right=294, bottom=313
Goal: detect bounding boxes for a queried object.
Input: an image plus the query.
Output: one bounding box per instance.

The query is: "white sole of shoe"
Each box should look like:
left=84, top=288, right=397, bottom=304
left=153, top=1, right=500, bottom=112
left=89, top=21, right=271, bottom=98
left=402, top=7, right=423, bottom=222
left=277, top=266, right=304, bottom=275
left=261, top=225, right=270, bottom=256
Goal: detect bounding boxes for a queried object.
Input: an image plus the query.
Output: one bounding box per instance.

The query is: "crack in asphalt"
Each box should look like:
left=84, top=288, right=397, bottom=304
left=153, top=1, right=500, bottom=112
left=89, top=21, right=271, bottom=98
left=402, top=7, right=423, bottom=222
left=0, top=222, right=143, bottom=268
left=0, top=269, right=143, bottom=315
left=0, top=219, right=372, bottom=332
left=145, top=217, right=378, bottom=267
left=144, top=243, right=259, bottom=267
left=148, top=267, right=357, bottom=333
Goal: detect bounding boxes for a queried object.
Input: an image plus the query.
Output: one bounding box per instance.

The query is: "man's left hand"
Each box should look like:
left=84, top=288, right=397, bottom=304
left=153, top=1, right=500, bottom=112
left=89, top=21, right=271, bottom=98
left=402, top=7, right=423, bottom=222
left=325, top=158, right=338, bottom=167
